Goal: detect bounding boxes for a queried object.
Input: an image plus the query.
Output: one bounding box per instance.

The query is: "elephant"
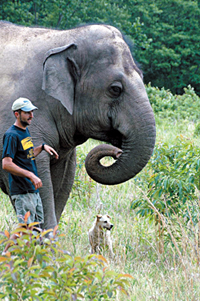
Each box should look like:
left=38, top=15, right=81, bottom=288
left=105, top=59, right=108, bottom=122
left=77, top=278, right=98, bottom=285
left=0, top=21, right=156, bottom=230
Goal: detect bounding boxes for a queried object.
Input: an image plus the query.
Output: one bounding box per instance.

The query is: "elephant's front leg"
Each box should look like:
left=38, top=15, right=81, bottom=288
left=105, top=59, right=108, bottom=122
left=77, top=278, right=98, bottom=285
left=36, top=152, right=58, bottom=230
left=50, top=149, right=76, bottom=223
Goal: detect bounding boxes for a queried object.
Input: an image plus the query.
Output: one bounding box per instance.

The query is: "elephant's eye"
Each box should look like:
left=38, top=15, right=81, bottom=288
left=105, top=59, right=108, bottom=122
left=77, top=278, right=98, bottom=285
left=109, top=82, right=123, bottom=98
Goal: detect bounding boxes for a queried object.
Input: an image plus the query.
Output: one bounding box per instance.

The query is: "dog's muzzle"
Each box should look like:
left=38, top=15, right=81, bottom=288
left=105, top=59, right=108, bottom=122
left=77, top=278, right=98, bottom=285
left=104, top=224, right=113, bottom=231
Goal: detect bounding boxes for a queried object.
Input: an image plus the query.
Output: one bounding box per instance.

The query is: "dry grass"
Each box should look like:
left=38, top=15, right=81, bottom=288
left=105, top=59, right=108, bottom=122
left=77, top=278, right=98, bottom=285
left=1, top=119, right=200, bottom=300
left=57, top=179, right=200, bottom=301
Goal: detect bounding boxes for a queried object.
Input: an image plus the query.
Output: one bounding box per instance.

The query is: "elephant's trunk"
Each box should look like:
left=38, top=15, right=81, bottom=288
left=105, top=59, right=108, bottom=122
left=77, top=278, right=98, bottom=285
left=85, top=145, right=123, bottom=184
left=85, top=104, right=156, bottom=185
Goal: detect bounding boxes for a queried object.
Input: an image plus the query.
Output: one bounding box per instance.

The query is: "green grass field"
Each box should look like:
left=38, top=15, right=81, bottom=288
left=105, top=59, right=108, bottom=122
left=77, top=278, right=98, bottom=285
left=1, top=87, right=200, bottom=300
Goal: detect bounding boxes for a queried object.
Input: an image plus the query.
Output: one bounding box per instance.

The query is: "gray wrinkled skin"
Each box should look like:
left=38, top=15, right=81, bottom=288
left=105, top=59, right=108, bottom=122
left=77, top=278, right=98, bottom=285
left=0, top=21, right=156, bottom=229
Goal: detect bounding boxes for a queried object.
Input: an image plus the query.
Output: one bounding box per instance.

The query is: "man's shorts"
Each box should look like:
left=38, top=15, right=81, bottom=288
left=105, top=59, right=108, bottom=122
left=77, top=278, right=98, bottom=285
left=11, top=192, right=44, bottom=225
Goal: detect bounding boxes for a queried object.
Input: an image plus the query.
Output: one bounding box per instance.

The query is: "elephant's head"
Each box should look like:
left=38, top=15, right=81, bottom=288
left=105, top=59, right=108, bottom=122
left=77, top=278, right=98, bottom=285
left=42, top=25, right=156, bottom=185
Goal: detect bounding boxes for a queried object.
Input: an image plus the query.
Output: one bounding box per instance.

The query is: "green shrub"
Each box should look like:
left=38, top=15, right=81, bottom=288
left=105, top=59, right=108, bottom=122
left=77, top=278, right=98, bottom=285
left=132, top=135, right=200, bottom=222
left=0, top=216, right=133, bottom=301
left=194, top=122, right=200, bottom=137
left=146, top=84, right=200, bottom=121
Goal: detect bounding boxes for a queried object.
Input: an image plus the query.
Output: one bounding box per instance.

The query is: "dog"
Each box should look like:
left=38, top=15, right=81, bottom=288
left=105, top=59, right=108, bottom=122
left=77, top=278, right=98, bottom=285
left=88, top=214, right=114, bottom=258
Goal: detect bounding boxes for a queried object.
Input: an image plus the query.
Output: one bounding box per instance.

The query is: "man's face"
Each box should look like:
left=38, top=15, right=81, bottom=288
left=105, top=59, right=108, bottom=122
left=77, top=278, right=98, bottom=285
left=19, top=110, right=34, bottom=127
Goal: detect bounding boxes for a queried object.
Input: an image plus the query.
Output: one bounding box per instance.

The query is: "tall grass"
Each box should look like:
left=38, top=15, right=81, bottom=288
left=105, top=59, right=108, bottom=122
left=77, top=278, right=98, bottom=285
left=61, top=116, right=200, bottom=300
left=1, top=87, right=200, bottom=300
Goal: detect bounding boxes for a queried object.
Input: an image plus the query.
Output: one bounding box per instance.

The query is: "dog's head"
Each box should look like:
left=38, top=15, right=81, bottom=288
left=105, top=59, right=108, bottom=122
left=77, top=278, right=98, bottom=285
left=96, top=214, right=114, bottom=230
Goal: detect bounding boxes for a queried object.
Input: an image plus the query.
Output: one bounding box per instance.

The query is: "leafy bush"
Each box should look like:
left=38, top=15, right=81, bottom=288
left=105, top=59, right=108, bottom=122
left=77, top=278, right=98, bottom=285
left=0, top=214, right=133, bottom=300
left=146, top=84, right=200, bottom=121
left=132, top=135, right=200, bottom=222
left=194, top=122, right=200, bottom=137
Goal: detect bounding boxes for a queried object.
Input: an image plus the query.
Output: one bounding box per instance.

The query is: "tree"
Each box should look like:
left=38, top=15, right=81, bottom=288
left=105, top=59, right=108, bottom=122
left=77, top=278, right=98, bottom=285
left=128, top=0, right=200, bottom=95
left=0, top=0, right=199, bottom=95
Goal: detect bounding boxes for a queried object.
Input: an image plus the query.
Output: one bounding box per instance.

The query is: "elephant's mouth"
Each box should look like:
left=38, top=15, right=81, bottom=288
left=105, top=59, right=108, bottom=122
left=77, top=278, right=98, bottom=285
left=102, top=129, right=123, bottom=148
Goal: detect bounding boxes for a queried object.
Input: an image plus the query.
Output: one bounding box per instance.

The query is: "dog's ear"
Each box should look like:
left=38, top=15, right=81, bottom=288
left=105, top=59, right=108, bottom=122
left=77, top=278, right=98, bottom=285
left=96, top=214, right=102, bottom=220
left=106, top=215, right=111, bottom=219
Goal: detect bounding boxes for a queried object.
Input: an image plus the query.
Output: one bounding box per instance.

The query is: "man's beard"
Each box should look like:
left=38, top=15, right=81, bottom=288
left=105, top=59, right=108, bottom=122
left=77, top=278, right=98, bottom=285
left=20, top=117, right=30, bottom=127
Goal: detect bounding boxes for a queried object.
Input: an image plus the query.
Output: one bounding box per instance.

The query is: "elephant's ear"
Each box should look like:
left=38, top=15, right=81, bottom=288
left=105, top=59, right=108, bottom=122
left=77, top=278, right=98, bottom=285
left=42, top=44, right=78, bottom=115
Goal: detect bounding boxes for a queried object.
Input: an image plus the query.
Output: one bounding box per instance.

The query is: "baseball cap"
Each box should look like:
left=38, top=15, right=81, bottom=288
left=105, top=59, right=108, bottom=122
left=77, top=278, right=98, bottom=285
left=12, top=97, right=38, bottom=112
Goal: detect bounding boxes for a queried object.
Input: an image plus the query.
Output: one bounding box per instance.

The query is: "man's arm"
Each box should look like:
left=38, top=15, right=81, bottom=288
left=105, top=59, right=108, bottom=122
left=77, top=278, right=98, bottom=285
left=34, top=144, right=59, bottom=159
left=2, top=157, right=42, bottom=190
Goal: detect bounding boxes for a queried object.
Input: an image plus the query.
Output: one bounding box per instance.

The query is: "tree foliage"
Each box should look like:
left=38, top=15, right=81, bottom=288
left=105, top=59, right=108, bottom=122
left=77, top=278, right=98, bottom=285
left=0, top=0, right=199, bottom=95
left=132, top=0, right=200, bottom=95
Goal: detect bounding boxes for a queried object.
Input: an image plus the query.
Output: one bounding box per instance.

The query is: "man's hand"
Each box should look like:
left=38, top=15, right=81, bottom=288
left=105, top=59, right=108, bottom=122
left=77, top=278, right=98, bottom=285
left=29, top=173, right=43, bottom=189
left=43, top=145, right=59, bottom=159
left=34, top=144, right=59, bottom=159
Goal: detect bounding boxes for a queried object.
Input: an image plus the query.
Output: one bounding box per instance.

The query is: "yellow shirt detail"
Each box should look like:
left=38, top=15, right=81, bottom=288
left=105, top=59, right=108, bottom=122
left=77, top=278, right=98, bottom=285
left=21, top=137, right=34, bottom=150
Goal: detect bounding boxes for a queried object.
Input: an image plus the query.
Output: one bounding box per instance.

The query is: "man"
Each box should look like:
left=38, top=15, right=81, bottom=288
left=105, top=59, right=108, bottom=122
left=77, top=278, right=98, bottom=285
left=2, top=97, right=59, bottom=240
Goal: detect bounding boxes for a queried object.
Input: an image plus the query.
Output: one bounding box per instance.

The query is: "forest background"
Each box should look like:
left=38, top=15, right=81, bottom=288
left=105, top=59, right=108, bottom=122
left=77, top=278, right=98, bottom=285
left=0, top=0, right=200, bottom=96
left=0, top=1, right=200, bottom=300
